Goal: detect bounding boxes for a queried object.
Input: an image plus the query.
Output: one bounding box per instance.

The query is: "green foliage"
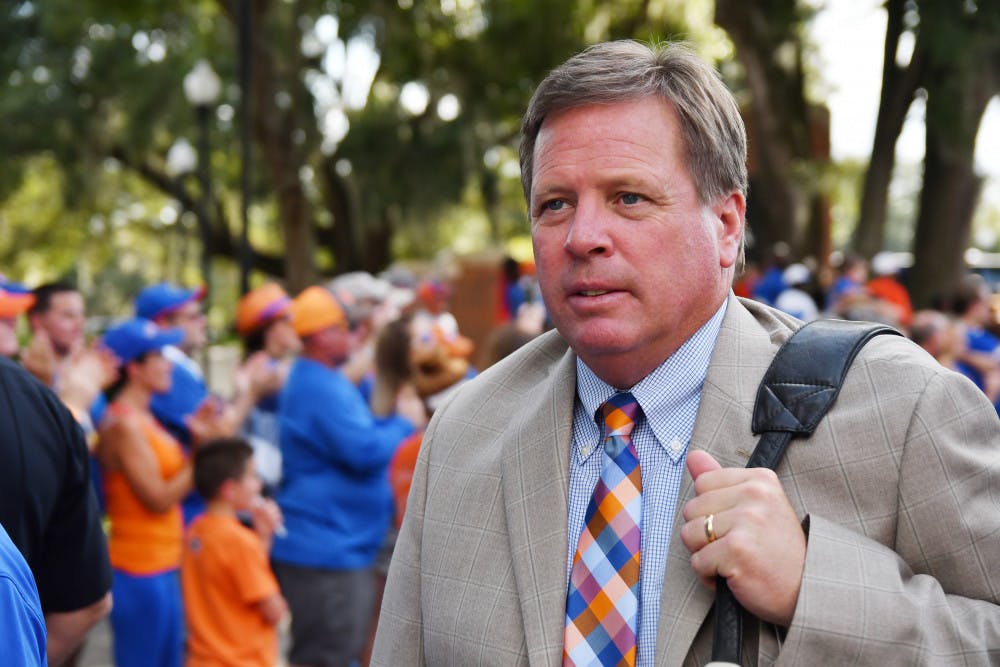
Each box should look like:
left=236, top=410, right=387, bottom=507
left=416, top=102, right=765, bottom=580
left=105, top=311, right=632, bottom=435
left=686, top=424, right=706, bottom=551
left=16, top=0, right=990, bottom=309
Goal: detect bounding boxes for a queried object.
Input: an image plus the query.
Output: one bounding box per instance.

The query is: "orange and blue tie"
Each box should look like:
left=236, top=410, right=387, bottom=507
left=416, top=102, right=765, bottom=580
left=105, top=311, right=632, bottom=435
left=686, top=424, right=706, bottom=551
left=564, top=392, right=643, bottom=667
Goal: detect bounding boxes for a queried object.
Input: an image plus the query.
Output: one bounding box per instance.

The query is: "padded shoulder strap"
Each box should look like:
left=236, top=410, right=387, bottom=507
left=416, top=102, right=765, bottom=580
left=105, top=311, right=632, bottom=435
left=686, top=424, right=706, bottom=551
left=747, top=319, right=901, bottom=469
left=711, top=318, right=901, bottom=664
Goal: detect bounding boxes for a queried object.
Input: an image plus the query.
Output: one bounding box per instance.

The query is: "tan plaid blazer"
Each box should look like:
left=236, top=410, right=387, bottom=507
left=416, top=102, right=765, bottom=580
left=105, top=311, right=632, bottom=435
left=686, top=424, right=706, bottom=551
left=372, top=294, right=1000, bottom=666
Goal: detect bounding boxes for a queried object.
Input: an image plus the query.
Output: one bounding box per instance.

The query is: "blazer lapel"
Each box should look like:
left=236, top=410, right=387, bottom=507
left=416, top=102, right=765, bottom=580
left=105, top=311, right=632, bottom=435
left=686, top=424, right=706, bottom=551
left=656, top=295, right=783, bottom=665
left=502, top=343, right=578, bottom=666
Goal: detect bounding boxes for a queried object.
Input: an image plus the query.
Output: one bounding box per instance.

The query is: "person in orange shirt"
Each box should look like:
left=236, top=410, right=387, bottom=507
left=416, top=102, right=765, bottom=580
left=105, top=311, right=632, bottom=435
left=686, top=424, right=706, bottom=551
left=182, top=437, right=287, bottom=667
left=865, top=251, right=914, bottom=328
left=97, top=317, right=193, bottom=667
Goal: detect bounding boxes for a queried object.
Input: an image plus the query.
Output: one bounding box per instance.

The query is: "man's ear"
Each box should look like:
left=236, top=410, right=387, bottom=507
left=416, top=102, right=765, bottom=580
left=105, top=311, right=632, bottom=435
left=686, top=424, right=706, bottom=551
left=712, top=190, right=746, bottom=270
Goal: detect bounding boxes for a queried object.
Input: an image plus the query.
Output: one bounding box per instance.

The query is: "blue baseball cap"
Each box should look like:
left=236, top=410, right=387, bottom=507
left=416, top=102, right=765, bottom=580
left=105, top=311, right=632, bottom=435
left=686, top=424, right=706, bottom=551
left=101, top=317, right=184, bottom=364
left=135, top=283, right=206, bottom=320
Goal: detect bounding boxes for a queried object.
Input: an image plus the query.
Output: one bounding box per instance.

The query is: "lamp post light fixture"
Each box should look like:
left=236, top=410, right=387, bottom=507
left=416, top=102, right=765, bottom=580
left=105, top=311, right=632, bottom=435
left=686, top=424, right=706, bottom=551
left=182, top=59, right=222, bottom=301
left=165, top=137, right=197, bottom=178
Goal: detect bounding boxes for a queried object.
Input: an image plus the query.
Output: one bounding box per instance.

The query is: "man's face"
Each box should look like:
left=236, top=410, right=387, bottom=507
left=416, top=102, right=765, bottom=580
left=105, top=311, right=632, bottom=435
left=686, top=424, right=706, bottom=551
left=529, top=98, right=744, bottom=388
left=164, top=300, right=207, bottom=352
left=307, top=323, right=354, bottom=368
left=33, top=291, right=85, bottom=358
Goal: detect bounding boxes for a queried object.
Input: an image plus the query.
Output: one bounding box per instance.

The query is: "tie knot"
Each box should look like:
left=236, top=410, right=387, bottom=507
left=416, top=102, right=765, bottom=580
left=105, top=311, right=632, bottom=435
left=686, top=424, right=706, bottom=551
left=598, top=392, right=641, bottom=441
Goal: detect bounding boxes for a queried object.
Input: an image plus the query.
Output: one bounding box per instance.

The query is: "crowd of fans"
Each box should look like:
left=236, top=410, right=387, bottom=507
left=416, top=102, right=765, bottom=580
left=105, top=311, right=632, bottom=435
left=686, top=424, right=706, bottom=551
left=0, top=261, right=544, bottom=667
left=737, top=247, right=1000, bottom=414
left=0, top=246, right=998, bottom=666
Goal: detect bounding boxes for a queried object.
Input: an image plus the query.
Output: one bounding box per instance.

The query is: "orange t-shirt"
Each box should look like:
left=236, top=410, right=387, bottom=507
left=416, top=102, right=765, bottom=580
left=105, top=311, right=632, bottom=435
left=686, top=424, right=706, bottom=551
left=388, top=431, right=424, bottom=529
left=103, top=402, right=186, bottom=573
left=181, top=513, right=281, bottom=667
left=867, top=276, right=914, bottom=326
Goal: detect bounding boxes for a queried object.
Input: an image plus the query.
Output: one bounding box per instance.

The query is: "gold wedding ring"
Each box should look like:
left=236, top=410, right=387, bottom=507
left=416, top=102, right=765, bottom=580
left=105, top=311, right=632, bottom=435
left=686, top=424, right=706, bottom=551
left=704, top=513, right=717, bottom=543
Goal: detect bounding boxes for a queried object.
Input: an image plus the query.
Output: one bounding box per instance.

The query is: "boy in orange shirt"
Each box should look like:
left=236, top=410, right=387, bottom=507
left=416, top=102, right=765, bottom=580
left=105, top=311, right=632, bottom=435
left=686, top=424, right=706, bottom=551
left=181, top=438, right=287, bottom=666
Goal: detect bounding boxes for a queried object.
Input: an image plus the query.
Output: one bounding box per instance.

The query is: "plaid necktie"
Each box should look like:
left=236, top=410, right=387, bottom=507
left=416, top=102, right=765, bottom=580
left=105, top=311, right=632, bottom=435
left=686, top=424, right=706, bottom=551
left=564, top=392, right=643, bottom=667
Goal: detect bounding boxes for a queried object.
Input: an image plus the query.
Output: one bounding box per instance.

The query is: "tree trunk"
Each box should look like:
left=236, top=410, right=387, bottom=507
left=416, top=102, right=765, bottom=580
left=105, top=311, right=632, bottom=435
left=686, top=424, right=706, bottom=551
left=907, top=3, right=997, bottom=309
left=318, top=159, right=363, bottom=274
left=221, top=0, right=317, bottom=291
left=909, top=134, right=983, bottom=309
left=907, top=86, right=993, bottom=308
left=716, top=0, right=812, bottom=261
left=253, top=5, right=315, bottom=291
left=852, top=0, right=925, bottom=258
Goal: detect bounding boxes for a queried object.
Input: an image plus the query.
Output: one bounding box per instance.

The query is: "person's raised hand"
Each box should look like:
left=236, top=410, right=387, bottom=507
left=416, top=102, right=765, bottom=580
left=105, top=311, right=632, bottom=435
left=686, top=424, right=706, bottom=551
left=395, top=382, right=428, bottom=429
left=680, top=449, right=806, bottom=627
left=239, top=351, right=284, bottom=400
left=58, top=345, right=118, bottom=413
left=250, top=496, right=285, bottom=543
left=186, top=397, right=238, bottom=446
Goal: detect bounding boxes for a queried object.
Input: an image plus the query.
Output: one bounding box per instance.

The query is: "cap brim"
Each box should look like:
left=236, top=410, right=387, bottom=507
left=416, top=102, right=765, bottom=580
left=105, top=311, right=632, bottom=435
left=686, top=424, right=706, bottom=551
left=0, top=292, right=35, bottom=318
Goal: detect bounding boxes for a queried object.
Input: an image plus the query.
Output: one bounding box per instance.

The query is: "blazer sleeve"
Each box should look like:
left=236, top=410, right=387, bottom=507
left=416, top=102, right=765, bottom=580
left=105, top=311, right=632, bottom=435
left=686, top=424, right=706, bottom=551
left=778, top=370, right=1000, bottom=664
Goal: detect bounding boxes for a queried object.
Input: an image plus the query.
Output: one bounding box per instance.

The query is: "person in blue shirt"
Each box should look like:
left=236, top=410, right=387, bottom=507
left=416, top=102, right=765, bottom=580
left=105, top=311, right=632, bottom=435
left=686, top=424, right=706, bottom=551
left=271, top=285, right=426, bottom=667
left=233, top=282, right=301, bottom=495
left=0, top=522, right=47, bottom=667
left=137, top=283, right=262, bottom=522
left=953, top=274, right=1000, bottom=412
left=137, top=283, right=211, bottom=444
left=750, top=242, right=790, bottom=306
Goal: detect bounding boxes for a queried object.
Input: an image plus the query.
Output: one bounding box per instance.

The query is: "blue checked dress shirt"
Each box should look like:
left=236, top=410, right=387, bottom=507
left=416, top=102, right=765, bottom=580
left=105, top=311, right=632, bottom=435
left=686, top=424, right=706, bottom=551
left=567, top=301, right=726, bottom=667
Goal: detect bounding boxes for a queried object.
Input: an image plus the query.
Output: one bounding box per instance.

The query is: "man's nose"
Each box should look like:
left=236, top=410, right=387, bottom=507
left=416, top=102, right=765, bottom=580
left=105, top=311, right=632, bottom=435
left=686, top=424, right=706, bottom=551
left=563, top=197, right=613, bottom=258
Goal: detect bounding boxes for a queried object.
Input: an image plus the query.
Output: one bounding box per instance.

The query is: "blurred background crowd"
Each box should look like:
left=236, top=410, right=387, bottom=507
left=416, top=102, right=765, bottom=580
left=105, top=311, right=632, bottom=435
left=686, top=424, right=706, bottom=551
left=2, top=0, right=999, bottom=664
left=2, top=243, right=1000, bottom=665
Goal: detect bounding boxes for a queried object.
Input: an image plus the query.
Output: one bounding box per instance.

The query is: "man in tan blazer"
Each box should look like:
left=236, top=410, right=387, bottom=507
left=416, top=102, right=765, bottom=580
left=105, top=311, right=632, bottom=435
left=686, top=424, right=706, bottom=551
left=373, top=40, right=1000, bottom=666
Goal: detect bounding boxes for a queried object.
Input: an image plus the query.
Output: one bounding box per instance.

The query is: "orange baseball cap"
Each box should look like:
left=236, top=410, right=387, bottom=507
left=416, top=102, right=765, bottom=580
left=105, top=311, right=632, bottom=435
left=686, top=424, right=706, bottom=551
left=0, top=286, right=35, bottom=319
left=235, top=283, right=291, bottom=336
left=289, top=286, right=346, bottom=337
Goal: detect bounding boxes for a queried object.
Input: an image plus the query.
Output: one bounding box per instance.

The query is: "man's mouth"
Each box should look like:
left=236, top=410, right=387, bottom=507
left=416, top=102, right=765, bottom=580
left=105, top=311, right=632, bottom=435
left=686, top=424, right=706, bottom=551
left=579, top=290, right=611, bottom=297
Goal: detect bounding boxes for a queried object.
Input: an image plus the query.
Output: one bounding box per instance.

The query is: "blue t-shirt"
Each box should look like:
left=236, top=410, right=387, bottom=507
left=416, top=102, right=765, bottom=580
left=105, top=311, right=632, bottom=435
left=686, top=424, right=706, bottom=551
left=752, top=266, right=786, bottom=306
left=271, top=357, right=414, bottom=570
left=0, top=524, right=48, bottom=666
left=963, top=328, right=1000, bottom=389
left=964, top=328, right=1000, bottom=414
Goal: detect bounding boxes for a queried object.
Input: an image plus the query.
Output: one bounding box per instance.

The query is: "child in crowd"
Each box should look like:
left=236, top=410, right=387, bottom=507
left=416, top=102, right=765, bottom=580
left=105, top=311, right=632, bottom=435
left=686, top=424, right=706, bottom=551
left=181, top=438, right=287, bottom=667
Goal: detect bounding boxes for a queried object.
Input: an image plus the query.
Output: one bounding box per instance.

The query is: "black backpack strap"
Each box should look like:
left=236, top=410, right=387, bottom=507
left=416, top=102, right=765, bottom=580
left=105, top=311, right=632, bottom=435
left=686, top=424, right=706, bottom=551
left=711, top=319, right=901, bottom=664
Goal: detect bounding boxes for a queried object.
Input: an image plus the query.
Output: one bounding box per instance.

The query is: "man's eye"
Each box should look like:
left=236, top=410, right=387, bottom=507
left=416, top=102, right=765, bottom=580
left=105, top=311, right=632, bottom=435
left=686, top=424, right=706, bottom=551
left=544, top=200, right=565, bottom=212
left=620, top=193, right=643, bottom=205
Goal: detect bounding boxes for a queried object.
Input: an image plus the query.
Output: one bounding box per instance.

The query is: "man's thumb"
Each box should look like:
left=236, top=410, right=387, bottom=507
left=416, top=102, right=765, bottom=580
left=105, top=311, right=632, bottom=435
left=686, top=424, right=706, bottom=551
left=686, top=449, right=722, bottom=481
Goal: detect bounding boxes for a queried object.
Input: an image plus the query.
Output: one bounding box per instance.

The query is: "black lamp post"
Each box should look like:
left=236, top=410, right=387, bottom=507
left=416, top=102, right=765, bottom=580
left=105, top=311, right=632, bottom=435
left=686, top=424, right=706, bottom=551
left=238, top=0, right=254, bottom=296
left=182, top=59, right=222, bottom=297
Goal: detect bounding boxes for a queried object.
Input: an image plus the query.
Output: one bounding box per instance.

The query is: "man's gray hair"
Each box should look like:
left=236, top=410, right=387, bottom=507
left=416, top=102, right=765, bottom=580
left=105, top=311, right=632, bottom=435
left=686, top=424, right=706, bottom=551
left=519, top=40, right=748, bottom=207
